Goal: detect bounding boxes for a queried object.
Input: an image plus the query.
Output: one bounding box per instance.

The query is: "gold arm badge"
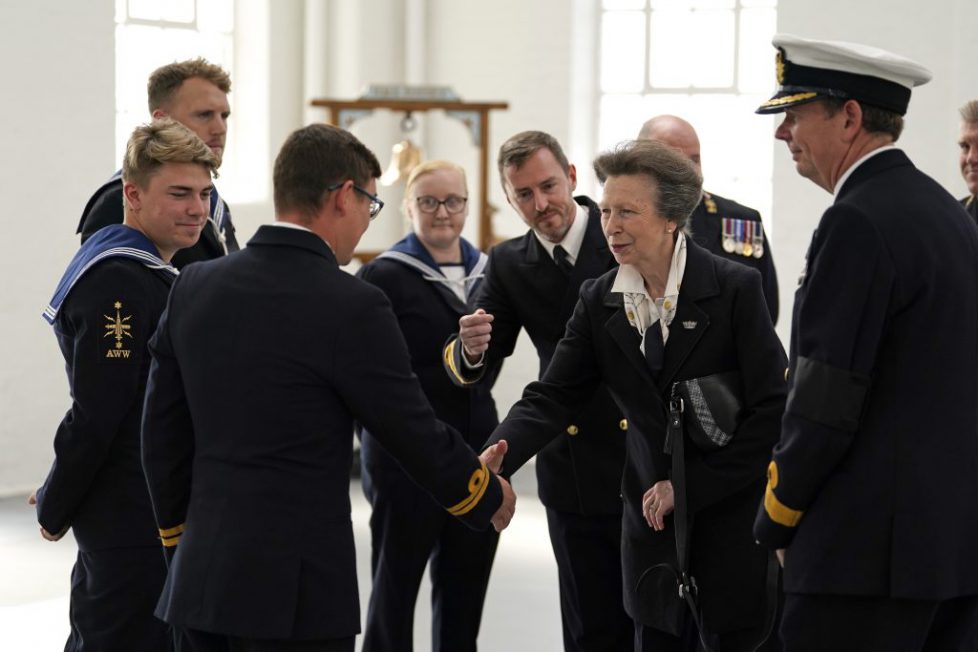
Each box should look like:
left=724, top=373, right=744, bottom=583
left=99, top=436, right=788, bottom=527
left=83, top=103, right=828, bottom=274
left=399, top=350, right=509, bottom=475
left=103, top=301, right=135, bottom=359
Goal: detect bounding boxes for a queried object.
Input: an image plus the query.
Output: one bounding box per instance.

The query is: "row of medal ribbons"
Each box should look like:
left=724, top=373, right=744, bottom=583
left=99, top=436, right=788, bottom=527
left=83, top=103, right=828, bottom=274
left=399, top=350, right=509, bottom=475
left=721, top=217, right=765, bottom=259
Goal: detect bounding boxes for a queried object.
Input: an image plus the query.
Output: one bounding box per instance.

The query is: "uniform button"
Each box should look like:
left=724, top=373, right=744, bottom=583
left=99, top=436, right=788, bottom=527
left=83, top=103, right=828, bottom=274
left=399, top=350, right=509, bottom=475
left=619, top=419, right=628, bottom=431
left=784, top=367, right=790, bottom=381
left=566, top=425, right=579, bottom=436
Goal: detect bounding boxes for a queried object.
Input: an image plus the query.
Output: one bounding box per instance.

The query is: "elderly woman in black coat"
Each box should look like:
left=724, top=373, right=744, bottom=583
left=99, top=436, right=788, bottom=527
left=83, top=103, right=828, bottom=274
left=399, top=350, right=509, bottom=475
left=484, top=139, right=787, bottom=651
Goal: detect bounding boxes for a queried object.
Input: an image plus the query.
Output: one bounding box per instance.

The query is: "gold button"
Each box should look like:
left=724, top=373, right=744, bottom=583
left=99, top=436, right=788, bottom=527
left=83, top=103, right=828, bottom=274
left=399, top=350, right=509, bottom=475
left=566, top=425, right=579, bottom=436
left=619, top=419, right=628, bottom=431
left=784, top=367, right=790, bottom=381
left=664, top=300, right=672, bottom=310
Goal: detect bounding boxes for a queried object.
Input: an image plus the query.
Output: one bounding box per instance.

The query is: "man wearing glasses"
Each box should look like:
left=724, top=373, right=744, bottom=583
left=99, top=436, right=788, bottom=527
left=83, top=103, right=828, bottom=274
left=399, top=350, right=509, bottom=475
left=444, top=131, right=632, bottom=651
left=141, top=124, right=514, bottom=652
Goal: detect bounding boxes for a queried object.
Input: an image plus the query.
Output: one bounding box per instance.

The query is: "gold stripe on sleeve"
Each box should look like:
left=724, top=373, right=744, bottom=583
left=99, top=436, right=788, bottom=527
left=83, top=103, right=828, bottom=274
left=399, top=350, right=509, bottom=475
left=444, top=339, right=477, bottom=386
left=447, top=462, right=491, bottom=516
left=159, top=523, right=185, bottom=538
left=764, top=461, right=804, bottom=527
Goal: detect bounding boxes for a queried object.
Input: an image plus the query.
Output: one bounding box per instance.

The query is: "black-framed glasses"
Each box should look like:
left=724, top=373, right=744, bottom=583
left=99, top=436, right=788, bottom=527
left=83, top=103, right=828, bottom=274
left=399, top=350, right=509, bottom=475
left=415, top=195, right=468, bottom=214
left=326, top=182, right=385, bottom=220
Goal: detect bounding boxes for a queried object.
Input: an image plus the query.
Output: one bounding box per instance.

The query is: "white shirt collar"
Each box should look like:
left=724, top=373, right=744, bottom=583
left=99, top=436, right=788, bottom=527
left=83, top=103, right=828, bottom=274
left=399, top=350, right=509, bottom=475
left=610, top=232, right=688, bottom=347
left=532, top=202, right=589, bottom=264
left=833, top=145, right=898, bottom=197
left=266, top=221, right=335, bottom=254
left=268, top=221, right=314, bottom=233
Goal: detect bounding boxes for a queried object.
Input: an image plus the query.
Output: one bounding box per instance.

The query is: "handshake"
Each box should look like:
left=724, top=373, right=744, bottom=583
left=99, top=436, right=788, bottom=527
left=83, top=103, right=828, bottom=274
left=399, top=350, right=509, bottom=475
left=479, top=440, right=515, bottom=533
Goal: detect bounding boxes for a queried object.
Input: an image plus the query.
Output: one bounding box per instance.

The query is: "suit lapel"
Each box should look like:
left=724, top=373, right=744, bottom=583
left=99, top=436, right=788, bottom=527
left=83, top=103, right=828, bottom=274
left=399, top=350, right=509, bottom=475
left=559, top=202, right=615, bottom=320
left=657, top=240, right=719, bottom=390
left=518, top=232, right=567, bottom=321
left=603, top=291, right=655, bottom=385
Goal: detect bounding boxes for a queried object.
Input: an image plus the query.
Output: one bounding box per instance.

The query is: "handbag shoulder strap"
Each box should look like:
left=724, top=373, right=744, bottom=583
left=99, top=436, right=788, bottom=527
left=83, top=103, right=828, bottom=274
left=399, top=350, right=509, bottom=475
left=667, top=383, right=780, bottom=652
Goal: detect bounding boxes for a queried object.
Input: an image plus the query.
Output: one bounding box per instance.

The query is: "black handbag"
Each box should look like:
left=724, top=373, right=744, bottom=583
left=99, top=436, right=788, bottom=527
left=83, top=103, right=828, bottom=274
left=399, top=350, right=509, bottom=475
left=671, top=371, right=744, bottom=451
left=658, top=371, right=779, bottom=652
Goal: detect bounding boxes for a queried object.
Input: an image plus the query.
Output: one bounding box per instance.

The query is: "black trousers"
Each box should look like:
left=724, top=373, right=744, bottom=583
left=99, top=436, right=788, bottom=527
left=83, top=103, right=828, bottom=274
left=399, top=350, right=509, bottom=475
left=361, top=466, right=499, bottom=652
left=780, top=593, right=978, bottom=652
left=65, top=547, right=169, bottom=652
left=545, top=507, right=633, bottom=652
left=175, top=628, right=354, bottom=652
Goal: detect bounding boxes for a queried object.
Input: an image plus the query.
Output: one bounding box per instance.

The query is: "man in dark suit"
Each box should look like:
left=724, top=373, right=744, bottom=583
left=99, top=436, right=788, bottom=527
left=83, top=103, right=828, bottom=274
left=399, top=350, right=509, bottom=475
left=77, top=57, right=238, bottom=266
left=638, top=115, right=779, bottom=323
left=444, top=131, right=632, bottom=651
left=958, top=100, right=978, bottom=223
left=141, top=124, right=515, bottom=652
left=753, top=34, right=978, bottom=650
left=32, top=118, right=218, bottom=652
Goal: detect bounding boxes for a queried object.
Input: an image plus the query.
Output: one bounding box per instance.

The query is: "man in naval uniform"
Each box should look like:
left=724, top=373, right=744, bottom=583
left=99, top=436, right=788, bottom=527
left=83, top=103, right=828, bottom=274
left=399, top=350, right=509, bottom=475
left=31, top=118, right=217, bottom=651
left=140, top=123, right=516, bottom=652
left=957, top=100, right=978, bottom=224
left=638, top=114, right=779, bottom=323
left=444, top=131, right=632, bottom=651
left=77, top=57, right=238, bottom=266
left=753, top=34, right=978, bottom=650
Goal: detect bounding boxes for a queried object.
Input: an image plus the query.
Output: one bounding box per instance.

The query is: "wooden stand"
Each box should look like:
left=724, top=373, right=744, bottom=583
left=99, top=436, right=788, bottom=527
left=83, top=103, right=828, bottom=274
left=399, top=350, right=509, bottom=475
left=310, top=97, right=508, bottom=260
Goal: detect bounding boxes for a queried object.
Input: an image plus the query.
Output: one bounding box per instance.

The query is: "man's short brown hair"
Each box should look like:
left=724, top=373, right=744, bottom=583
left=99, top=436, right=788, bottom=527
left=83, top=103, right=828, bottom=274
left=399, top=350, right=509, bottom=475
left=147, top=58, right=231, bottom=112
left=122, top=118, right=218, bottom=190
left=273, top=124, right=382, bottom=219
left=823, top=97, right=904, bottom=141
left=497, top=131, right=571, bottom=185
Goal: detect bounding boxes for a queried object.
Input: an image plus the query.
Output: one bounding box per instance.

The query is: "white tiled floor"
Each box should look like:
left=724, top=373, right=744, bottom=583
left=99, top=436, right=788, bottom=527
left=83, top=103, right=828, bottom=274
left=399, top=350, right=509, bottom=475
left=0, top=471, right=562, bottom=651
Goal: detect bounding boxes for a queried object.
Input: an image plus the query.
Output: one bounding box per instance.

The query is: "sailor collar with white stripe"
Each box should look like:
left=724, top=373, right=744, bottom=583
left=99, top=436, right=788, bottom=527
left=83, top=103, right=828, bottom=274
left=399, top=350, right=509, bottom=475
left=377, top=233, right=488, bottom=303
left=43, top=224, right=176, bottom=324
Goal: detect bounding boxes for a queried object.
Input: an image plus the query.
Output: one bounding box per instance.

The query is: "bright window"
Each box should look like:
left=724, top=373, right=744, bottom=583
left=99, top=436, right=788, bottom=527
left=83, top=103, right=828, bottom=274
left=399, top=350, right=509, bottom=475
left=598, top=0, right=778, bottom=230
left=114, top=0, right=239, bottom=192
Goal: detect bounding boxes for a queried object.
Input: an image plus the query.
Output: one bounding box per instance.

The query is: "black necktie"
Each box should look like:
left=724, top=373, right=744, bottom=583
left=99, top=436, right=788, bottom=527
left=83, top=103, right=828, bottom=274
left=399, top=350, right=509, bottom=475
left=553, top=245, right=573, bottom=276
left=644, top=320, right=664, bottom=377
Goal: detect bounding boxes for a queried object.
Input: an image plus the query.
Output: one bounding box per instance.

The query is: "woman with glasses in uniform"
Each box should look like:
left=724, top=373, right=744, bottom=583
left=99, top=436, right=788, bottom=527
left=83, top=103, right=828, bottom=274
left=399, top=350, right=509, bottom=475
left=356, top=160, right=500, bottom=652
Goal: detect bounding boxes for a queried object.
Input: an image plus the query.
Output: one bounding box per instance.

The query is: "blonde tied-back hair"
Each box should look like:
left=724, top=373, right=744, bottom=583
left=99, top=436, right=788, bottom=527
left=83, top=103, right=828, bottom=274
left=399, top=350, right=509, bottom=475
left=122, top=118, right=219, bottom=190
left=403, top=160, right=469, bottom=213
left=960, top=100, right=978, bottom=125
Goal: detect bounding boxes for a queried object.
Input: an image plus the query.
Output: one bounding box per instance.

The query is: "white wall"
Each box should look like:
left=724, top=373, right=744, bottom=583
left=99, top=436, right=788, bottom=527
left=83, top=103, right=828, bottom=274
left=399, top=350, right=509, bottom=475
left=0, top=0, right=115, bottom=494
left=3, top=0, right=976, bottom=493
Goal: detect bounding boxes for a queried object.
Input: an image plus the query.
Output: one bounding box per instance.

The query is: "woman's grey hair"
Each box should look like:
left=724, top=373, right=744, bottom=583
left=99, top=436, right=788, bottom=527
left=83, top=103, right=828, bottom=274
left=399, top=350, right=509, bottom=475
left=593, top=139, right=702, bottom=229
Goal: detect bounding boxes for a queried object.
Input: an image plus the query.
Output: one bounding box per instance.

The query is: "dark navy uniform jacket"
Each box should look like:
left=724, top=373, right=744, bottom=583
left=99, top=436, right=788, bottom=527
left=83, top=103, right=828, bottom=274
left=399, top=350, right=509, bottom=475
left=755, top=149, right=978, bottom=601
left=141, top=225, right=504, bottom=641
left=77, top=174, right=239, bottom=267
left=357, top=234, right=499, bottom=462
left=690, top=191, right=779, bottom=324
left=486, top=239, right=786, bottom=635
left=37, top=257, right=173, bottom=552
left=961, top=193, right=977, bottom=225
left=444, top=196, right=626, bottom=516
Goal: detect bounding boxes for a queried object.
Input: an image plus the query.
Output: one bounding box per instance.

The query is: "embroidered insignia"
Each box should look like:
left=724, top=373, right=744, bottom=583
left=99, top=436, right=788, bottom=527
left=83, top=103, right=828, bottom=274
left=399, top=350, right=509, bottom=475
left=775, top=49, right=785, bottom=85
left=103, top=301, right=134, bottom=360
left=704, top=194, right=718, bottom=214
left=682, top=321, right=697, bottom=330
